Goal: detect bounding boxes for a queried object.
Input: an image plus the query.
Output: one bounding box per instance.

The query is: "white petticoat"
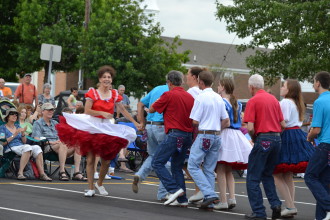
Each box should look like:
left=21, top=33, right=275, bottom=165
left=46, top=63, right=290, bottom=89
left=218, top=128, right=252, bottom=163
left=62, top=112, right=137, bottom=144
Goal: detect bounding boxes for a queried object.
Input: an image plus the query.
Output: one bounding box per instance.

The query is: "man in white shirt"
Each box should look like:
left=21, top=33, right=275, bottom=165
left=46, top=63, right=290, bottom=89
left=188, top=70, right=230, bottom=209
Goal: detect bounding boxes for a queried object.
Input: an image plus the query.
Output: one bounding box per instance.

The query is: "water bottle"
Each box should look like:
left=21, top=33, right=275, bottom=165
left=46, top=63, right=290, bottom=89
left=70, top=165, right=75, bottom=180
left=0, top=132, right=5, bottom=145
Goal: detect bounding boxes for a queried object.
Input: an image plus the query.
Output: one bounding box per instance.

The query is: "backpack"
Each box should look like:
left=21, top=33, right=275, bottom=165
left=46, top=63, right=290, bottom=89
left=12, top=156, right=35, bottom=179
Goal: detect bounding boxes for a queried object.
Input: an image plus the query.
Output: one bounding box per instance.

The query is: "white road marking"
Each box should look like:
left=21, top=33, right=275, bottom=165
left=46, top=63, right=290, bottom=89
left=11, top=183, right=258, bottom=218
left=0, top=206, right=77, bottom=220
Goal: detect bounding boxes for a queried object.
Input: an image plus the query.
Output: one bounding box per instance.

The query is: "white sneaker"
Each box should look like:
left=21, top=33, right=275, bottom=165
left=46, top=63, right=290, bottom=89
left=95, top=182, right=108, bottom=196
left=188, top=191, right=204, bottom=203
left=94, top=172, right=99, bottom=180
left=213, top=202, right=228, bottom=210
left=228, top=198, right=236, bottom=209
left=104, top=174, right=111, bottom=180
left=322, top=211, right=330, bottom=220
left=168, top=200, right=188, bottom=207
left=281, top=208, right=298, bottom=217
left=108, top=167, right=115, bottom=176
left=84, top=190, right=95, bottom=197
left=164, top=188, right=184, bottom=205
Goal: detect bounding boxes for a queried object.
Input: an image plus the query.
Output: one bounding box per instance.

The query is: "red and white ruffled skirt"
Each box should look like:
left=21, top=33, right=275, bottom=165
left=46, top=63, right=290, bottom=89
left=56, top=113, right=137, bottom=160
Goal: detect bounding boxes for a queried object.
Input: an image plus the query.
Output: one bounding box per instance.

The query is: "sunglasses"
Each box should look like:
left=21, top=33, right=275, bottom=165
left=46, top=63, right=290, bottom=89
left=45, top=109, right=55, bottom=111
left=9, top=112, right=18, bottom=116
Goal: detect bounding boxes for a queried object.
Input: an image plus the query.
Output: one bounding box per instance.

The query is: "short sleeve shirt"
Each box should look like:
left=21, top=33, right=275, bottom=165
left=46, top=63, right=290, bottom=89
left=32, top=118, right=59, bottom=141
left=0, top=124, right=23, bottom=151
left=141, top=85, right=169, bottom=122
left=152, top=87, right=194, bottom=133
left=280, top=98, right=302, bottom=127
left=15, top=83, right=37, bottom=104
left=244, top=90, right=284, bottom=135
left=311, top=91, right=330, bottom=144
left=38, top=94, right=56, bottom=106
left=187, top=86, right=202, bottom=99
left=0, top=87, right=12, bottom=97
left=190, top=88, right=228, bottom=131
left=85, top=88, right=123, bottom=118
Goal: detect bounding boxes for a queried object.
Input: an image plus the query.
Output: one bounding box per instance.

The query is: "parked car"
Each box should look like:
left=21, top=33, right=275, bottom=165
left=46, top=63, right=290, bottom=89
left=54, top=90, right=87, bottom=117
left=3, top=82, right=20, bottom=99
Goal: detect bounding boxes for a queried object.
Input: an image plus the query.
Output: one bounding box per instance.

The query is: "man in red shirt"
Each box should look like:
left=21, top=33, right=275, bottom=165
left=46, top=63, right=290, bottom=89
left=243, top=74, right=286, bottom=220
left=14, top=73, right=38, bottom=106
left=150, top=70, right=194, bottom=207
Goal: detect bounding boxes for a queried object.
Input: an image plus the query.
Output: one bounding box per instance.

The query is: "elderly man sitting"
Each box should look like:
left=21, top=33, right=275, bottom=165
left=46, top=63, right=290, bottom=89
left=32, top=103, right=86, bottom=181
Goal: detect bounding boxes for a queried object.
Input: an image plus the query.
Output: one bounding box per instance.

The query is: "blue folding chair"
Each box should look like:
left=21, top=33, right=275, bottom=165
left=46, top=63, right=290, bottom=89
left=117, top=121, right=148, bottom=171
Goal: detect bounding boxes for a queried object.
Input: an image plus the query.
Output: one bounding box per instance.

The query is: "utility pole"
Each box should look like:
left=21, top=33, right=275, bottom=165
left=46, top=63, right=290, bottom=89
left=84, top=0, right=91, bottom=30
left=79, top=0, right=91, bottom=90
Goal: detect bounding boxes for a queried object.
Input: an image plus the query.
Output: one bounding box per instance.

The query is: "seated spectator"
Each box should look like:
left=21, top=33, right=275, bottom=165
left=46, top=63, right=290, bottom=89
left=38, top=83, right=55, bottom=106
left=29, top=104, right=42, bottom=124
left=0, top=78, right=13, bottom=98
left=75, top=101, right=84, bottom=111
left=67, top=87, right=79, bottom=111
left=32, top=103, right=86, bottom=181
left=62, top=107, right=73, bottom=114
left=75, top=106, right=84, bottom=114
left=0, top=108, right=52, bottom=181
left=17, top=106, right=33, bottom=136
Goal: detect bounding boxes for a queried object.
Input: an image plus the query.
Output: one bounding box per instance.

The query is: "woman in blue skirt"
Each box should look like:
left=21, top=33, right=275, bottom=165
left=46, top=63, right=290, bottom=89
left=274, top=79, right=315, bottom=218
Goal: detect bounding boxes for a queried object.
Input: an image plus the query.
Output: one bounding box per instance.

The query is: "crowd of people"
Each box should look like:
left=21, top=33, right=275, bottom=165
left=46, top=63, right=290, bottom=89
left=0, top=68, right=329, bottom=220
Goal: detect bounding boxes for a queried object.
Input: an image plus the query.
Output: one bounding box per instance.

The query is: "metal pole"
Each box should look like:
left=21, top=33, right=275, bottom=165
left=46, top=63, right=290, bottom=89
left=47, top=46, right=53, bottom=84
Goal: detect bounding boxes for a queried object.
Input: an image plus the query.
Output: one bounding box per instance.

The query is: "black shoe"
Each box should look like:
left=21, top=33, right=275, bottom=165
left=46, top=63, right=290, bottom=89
left=272, top=206, right=281, bottom=219
left=199, top=197, right=219, bottom=208
left=245, top=213, right=267, bottom=220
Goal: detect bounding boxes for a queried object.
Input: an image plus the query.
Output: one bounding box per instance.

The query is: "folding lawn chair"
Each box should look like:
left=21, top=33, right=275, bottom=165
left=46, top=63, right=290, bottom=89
left=116, top=120, right=148, bottom=171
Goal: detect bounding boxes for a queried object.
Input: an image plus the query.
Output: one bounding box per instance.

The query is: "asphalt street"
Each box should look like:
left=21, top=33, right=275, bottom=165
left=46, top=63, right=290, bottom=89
left=0, top=171, right=316, bottom=220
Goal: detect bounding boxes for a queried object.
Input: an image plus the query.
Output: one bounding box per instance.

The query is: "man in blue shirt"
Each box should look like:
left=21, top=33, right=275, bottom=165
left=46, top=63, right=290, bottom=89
left=306, top=71, right=330, bottom=220
left=132, top=84, right=168, bottom=198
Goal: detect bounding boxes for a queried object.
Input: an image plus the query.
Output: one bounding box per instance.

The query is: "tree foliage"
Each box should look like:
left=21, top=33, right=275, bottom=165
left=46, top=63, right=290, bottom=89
left=0, top=0, right=20, bottom=81
left=80, top=0, right=190, bottom=98
left=216, top=0, right=330, bottom=83
left=13, top=0, right=85, bottom=79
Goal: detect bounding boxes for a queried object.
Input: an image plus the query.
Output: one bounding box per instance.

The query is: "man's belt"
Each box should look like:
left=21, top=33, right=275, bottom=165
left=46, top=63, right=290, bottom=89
left=258, top=132, right=280, bottom=137
left=146, top=121, right=164, bottom=125
left=198, top=130, right=220, bottom=135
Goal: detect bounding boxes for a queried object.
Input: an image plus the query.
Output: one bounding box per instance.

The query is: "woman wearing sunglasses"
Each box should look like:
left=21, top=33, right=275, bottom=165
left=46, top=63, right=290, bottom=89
left=0, top=108, right=51, bottom=181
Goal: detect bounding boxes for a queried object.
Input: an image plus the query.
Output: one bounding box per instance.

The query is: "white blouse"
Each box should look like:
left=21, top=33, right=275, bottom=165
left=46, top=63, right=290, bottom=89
left=280, top=98, right=303, bottom=128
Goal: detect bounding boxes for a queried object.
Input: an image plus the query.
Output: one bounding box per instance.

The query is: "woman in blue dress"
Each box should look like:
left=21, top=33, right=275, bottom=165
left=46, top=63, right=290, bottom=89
left=274, top=79, right=315, bottom=217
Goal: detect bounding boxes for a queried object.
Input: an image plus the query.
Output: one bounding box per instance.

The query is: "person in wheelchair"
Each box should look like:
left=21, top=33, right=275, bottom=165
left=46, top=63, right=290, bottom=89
left=0, top=108, right=52, bottom=181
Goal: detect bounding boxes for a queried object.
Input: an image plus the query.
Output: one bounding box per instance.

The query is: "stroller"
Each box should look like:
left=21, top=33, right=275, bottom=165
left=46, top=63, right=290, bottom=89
left=0, top=98, right=17, bottom=124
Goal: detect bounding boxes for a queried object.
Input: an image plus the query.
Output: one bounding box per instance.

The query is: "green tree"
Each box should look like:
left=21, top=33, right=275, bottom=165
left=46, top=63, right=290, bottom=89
left=0, top=0, right=20, bottom=81
left=216, top=0, right=330, bottom=83
left=80, top=0, right=190, bottom=98
left=13, top=0, right=85, bottom=80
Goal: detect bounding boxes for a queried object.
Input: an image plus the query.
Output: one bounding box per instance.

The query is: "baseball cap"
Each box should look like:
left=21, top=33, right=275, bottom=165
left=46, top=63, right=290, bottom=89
left=41, top=103, right=54, bottom=111
left=24, top=73, right=32, bottom=77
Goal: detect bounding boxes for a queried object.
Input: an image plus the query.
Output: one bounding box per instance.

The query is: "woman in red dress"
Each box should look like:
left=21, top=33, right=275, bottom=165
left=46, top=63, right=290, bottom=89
left=57, top=65, right=141, bottom=197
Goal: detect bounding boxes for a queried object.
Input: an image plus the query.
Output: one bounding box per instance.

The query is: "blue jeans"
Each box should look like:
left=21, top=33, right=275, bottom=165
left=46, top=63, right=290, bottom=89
left=157, top=162, right=171, bottom=200
left=305, top=143, right=330, bottom=220
left=135, top=124, right=165, bottom=180
left=152, top=129, right=192, bottom=203
left=188, top=134, right=221, bottom=199
left=246, top=134, right=282, bottom=218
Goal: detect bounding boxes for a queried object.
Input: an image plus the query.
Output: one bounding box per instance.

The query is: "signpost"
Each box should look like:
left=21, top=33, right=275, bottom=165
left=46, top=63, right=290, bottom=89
left=40, top=43, right=62, bottom=84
